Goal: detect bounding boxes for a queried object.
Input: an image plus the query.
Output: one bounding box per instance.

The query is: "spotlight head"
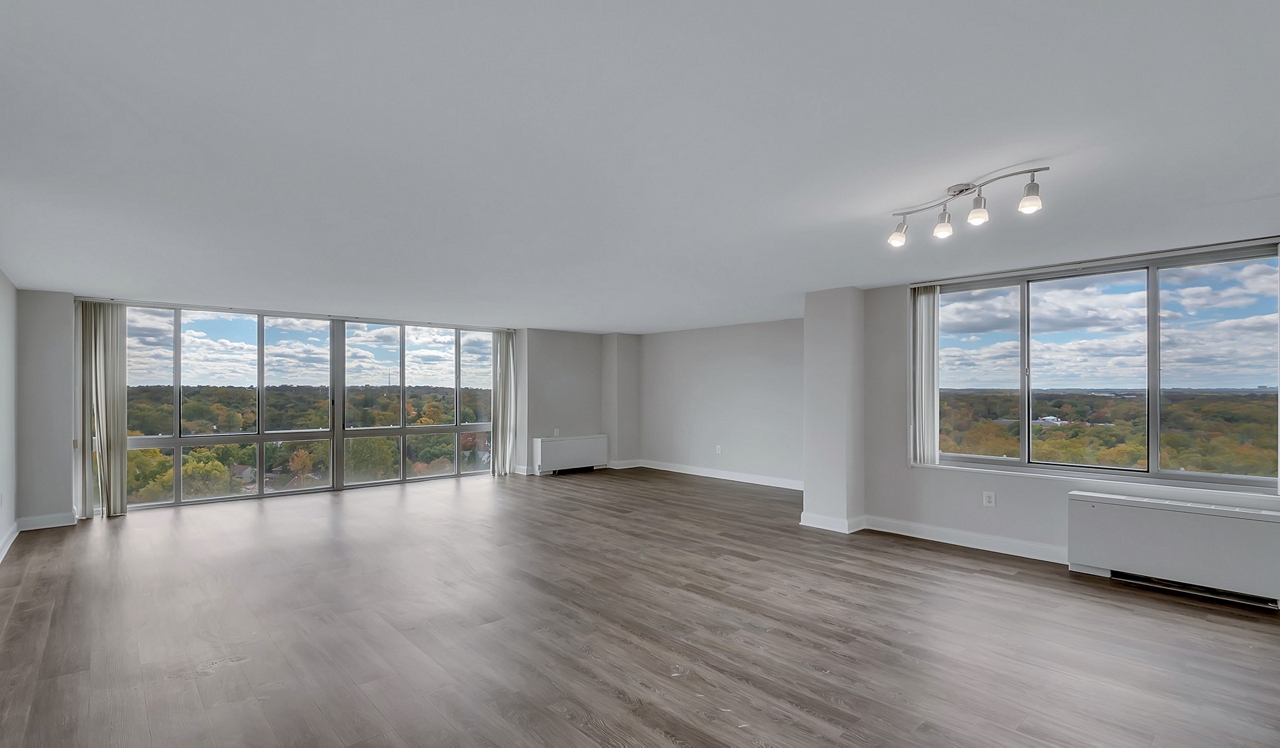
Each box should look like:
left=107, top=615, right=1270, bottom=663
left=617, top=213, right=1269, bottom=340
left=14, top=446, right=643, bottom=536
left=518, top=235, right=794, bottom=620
left=967, top=194, right=989, bottom=226
left=933, top=209, right=953, bottom=238
left=1018, top=178, right=1042, bottom=214
left=888, top=221, right=908, bottom=248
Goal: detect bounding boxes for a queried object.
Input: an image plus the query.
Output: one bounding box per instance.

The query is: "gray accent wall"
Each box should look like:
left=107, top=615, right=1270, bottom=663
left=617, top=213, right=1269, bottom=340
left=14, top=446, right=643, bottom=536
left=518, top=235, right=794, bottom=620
left=602, top=333, right=641, bottom=465
left=639, top=319, right=803, bottom=486
left=514, top=329, right=604, bottom=473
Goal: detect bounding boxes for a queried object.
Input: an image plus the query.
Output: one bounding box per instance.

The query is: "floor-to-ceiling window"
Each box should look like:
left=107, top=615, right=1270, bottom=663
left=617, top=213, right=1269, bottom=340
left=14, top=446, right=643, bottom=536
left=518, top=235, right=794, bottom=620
left=124, top=306, right=493, bottom=506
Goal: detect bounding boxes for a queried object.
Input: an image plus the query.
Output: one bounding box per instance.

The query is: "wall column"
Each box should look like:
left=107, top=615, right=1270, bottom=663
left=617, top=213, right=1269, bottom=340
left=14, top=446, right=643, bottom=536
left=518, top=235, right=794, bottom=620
left=16, top=290, right=77, bottom=529
left=801, top=286, right=866, bottom=533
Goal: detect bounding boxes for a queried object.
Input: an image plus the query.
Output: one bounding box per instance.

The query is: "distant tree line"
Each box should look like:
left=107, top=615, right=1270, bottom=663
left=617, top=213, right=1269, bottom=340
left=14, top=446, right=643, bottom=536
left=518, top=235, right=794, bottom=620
left=125, top=383, right=492, bottom=502
left=128, top=384, right=492, bottom=435
left=940, top=389, right=1276, bottom=477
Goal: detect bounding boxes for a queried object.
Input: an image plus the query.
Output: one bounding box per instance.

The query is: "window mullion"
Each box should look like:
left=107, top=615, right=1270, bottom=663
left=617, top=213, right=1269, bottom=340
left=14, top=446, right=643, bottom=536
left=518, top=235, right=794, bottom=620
left=1147, top=265, right=1161, bottom=475
left=455, top=329, right=462, bottom=476
left=173, top=308, right=183, bottom=503
left=399, top=325, right=406, bottom=480
left=1020, top=279, right=1031, bottom=466
left=333, top=319, right=345, bottom=489
left=256, top=314, right=265, bottom=496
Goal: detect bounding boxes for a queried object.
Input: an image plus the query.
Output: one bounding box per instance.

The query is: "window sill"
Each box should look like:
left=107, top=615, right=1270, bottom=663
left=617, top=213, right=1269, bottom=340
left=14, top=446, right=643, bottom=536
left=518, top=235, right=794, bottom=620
left=912, top=460, right=1280, bottom=508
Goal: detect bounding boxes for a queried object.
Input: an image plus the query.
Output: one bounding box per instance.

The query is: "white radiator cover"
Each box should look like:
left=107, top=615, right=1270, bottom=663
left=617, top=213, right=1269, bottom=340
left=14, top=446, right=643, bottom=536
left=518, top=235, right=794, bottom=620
left=533, top=435, right=608, bottom=475
left=1068, top=490, right=1280, bottom=600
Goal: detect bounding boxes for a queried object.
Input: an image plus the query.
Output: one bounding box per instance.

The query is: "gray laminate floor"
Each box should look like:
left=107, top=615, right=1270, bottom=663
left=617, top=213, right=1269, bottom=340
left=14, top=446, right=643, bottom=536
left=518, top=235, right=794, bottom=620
left=0, top=468, right=1277, bottom=747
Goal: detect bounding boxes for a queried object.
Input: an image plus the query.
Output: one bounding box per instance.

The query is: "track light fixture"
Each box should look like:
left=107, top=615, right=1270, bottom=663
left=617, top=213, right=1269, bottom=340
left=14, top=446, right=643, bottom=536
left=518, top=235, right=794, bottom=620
left=887, top=167, right=1047, bottom=247
left=888, top=220, right=908, bottom=248
left=967, top=192, right=989, bottom=226
left=1018, top=174, right=1042, bottom=214
left=933, top=208, right=953, bottom=238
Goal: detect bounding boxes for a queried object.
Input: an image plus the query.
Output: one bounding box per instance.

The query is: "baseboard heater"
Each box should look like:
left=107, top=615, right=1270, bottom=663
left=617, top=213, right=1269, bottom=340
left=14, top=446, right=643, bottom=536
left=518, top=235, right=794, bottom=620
left=532, top=435, right=608, bottom=476
left=1068, top=490, right=1280, bottom=608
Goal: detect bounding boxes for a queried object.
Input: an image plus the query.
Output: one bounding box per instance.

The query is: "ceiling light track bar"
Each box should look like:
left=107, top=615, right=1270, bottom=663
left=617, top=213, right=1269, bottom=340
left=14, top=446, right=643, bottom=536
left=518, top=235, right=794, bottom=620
left=891, top=167, right=1050, bottom=218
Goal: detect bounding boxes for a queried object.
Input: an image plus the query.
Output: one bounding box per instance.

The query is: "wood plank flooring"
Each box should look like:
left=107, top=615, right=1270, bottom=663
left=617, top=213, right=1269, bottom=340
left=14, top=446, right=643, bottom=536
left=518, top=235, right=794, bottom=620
left=0, top=467, right=1277, bottom=747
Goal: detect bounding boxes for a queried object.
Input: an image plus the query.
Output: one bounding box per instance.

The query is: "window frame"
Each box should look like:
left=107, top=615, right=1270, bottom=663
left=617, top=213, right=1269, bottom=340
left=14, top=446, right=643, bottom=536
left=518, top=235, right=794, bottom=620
left=925, top=242, right=1279, bottom=492
left=123, top=305, right=496, bottom=508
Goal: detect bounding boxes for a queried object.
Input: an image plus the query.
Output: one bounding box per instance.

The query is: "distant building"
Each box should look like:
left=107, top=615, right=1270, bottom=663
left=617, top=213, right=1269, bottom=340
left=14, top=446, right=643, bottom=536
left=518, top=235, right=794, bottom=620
left=229, top=464, right=257, bottom=483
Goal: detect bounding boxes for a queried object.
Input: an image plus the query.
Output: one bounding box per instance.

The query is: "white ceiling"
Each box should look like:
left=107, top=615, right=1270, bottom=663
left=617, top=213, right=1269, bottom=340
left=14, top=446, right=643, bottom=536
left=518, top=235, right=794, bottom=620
left=1, top=2, right=1278, bottom=333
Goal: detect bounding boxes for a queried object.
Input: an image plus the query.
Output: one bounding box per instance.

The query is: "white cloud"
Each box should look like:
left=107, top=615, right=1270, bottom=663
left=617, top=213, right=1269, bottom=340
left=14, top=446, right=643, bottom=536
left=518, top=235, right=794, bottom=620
left=180, top=330, right=257, bottom=386
left=127, top=312, right=494, bottom=391
left=1029, top=286, right=1147, bottom=335
left=1029, top=331, right=1147, bottom=389
left=1163, top=259, right=1277, bottom=315
left=939, top=260, right=1278, bottom=390
left=940, top=339, right=1019, bottom=388
left=1161, top=313, right=1278, bottom=387
left=940, top=287, right=1019, bottom=335
left=460, top=331, right=493, bottom=388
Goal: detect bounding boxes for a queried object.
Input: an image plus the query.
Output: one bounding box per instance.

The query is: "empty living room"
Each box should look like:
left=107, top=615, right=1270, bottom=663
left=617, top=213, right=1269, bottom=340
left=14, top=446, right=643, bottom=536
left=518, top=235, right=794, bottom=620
left=1, top=2, right=1278, bottom=746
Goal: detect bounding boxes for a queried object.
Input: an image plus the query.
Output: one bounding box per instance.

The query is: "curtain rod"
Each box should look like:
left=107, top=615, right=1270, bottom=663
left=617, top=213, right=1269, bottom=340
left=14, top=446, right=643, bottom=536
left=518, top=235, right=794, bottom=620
left=908, top=235, right=1280, bottom=289
left=73, top=295, right=517, bottom=333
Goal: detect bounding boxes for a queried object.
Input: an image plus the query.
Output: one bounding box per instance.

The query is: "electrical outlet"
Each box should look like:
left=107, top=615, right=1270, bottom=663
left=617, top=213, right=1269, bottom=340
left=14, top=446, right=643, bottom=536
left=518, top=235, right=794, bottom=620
left=553, top=428, right=559, bottom=437
left=982, top=491, right=996, bottom=507
left=716, top=445, right=722, bottom=454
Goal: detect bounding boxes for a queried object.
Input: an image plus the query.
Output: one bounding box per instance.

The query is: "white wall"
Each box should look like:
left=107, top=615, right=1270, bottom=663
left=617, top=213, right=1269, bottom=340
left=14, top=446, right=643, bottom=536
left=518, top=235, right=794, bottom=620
left=515, top=329, right=603, bottom=473
left=861, top=285, right=1280, bottom=563
left=15, top=290, right=76, bottom=530
left=639, top=319, right=803, bottom=489
left=0, top=272, right=16, bottom=560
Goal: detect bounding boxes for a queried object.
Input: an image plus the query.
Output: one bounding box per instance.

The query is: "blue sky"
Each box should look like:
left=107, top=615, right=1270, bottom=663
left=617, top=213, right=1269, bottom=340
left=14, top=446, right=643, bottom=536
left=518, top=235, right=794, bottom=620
left=128, top=310, right=492, bottom=389
left=345, top=323, right=400, bottom=388
left=939, top=257, right=1278, bottom=389
left=265, top=317, right=329, bottom=386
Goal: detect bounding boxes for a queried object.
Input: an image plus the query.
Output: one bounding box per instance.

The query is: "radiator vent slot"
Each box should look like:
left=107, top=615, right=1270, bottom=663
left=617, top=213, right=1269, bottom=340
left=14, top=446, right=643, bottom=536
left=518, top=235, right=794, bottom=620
left=1111, top=571, right=1279, bottom=611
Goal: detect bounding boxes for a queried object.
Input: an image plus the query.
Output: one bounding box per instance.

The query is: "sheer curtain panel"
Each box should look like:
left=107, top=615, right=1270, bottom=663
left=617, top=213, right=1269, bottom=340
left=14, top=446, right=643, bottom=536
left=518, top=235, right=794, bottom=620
left=491, top=329, right=517, bottom=476
left=911, top=286, right=940, bottom=465
left=81, top=301, right=128, bottom=516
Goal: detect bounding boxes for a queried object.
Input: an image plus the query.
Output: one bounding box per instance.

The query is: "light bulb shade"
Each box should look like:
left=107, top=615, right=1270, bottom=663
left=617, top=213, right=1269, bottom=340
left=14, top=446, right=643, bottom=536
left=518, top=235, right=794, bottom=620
left=967, top=195, right=988, bottom=225
left=1019, top=180, right=1042, bottom=214
left=933, top=210, right=953, bottom=238
left=887, top=221, right=908, bottom=247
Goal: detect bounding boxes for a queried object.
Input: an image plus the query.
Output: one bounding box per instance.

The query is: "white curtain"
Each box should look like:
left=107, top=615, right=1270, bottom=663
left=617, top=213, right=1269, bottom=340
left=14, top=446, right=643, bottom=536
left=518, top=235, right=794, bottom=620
left=911, top=286, right=940, bottom=465
left=81, top=301, right=129, bottom=516
left=491, top=329, right=517, bottom=476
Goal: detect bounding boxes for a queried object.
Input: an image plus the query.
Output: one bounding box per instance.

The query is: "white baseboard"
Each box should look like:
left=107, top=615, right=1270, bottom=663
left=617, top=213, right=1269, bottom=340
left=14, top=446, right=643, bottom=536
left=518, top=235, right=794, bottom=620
left=16, top=512, right=77, bottom=532
left=636, top=460, right=803, bottom=491
left=526, top=457, right=800, bottom=491
left=863, top=516, right=1067, bottom=565
left=512, top=464, right=533, bottom=476
left=799, top=512, right=866, bottom=534
left=0, top=522, right=17, bottom=564
left=1069, top=563, right=1111, bottom=577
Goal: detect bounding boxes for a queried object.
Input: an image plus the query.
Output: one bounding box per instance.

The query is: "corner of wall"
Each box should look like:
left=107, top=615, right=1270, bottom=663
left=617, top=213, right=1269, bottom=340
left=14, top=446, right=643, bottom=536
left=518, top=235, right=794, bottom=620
left=0, top=521, right=17, bottom=564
